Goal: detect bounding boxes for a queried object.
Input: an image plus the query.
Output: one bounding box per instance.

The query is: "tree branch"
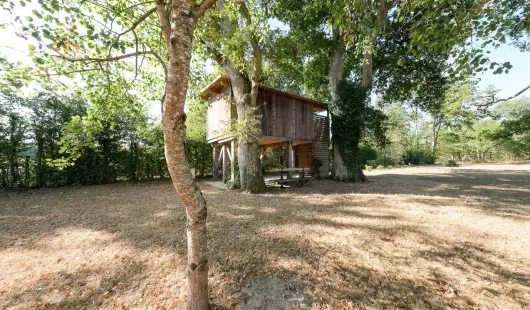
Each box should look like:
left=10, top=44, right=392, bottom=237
left=145, top=43, right=168, bottom=76
left=63, top=51, right=155, bottom=63
left=239, top=2, right=262, bottom=83
left=199, top=38, right=224, bottom=65
left=48, top=68, right=101, bottom=76
left=495, top=84, right=530, bottom=103
left=155, top=0, right=171, bottom=46
left=118, top=7, right=156, bottom=37
left=197, top=0, right=217, bottom=18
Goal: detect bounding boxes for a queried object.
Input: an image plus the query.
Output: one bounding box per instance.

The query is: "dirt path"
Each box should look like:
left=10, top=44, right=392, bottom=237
left=1, top=166, right=529, bottom=309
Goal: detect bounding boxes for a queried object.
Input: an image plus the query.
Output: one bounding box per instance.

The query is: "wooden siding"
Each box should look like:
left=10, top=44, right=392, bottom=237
left=257, top=88, right=314, bottom=141
left=206, top=87, right=233, bottom=141
left=296, top=143, right=313, bottom=169
left=313, top=114, right=330, bottom=178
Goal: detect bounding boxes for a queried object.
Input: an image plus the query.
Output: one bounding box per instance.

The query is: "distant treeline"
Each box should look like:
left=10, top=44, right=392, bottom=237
left=0, top=92, right=211, bottom=189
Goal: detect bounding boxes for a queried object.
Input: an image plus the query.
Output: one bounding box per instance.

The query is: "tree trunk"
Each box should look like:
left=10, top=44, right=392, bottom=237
left=432, top=118, right=441, bottom=154
left=328, top=28, right=367, bottom=182
left=329, top=28, right=350, bottom=181
left=155, top=0, right=215, bottom=308
left=9, top=115, right=22, bottom=188
left=0, top=166, right=6, bottom=188
left=101, top=138, right=111, bottom=183
left=210, top=0, right=266, bottom=193
left=223, top=66, right=266, bottom=193
left=24, top=156, right=30, bottom=188
left=35, top=128, right=44, bottom=188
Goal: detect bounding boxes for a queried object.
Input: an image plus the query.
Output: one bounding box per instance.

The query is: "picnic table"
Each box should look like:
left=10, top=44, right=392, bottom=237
left=265, top=167, right=312, bottom=187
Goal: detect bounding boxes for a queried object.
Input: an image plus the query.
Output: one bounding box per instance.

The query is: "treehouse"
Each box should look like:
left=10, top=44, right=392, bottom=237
left=201, top=76, right=330, bottom=182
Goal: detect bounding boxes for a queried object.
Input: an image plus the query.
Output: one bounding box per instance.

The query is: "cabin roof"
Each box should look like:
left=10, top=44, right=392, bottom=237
left=200, top=75, right=328, bottom=110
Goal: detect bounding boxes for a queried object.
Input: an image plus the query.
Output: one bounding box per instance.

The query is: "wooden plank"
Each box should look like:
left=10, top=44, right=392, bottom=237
left=258, top=91, right=265, bottom=135
left=230, top=140, right=235, bottom=180
left=295, top=99, right=301, bottom=140
left=287, top=140, right=294, bottom=178
left=289, top=97, right=296, bottom=139
left=222, top=146, right=229, bottom=182
left=212, top=146, right=219, bottom=181
left=265, top=91, right=274, bottom=135
left=277, top=96, right=285, bottom=137
left=307, top=102, right=314, bottom=140
left=271, top=93, right=277, bottom=137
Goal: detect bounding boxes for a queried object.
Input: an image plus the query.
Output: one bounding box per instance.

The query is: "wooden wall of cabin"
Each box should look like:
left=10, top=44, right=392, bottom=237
left=206, top=87, right=234, bottom=141
left=257, top=88, right=314, bottom=141
left=313, top=114, right=330, bottom=178
left=296, top=143, right=313, bottom=169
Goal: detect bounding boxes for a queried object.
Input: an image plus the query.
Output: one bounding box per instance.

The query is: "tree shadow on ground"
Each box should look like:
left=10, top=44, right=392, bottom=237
left=0, top=170, right=529, bottom=309
left=293, top=169, right=530, bottom=220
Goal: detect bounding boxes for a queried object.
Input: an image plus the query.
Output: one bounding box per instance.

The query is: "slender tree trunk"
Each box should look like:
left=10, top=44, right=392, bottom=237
left=0, top=166, right=6, bottom=188
left=24, top=156, right=30, bottom=188
left=35, top=128, right=44, bottom=188
left=101, top=138, right=111, bottom=183
left=155, top=0, right=216, bottom=308
left=432, top=119, right=441, bottom=154
left=9, top=115, right=21, bottom=188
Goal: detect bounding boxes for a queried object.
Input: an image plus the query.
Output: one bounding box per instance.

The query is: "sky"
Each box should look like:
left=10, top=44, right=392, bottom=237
left=474, top=43, right=530, bottom=98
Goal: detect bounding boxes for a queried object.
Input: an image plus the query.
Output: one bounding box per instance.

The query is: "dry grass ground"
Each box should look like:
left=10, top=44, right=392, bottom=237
left=1, top=165, right=529, bottom=309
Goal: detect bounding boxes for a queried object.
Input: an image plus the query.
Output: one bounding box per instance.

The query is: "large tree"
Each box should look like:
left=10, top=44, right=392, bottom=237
left=272, top=0, right=526, bottom=181
left=196, top=0, right=268, bottom=193
left=6, top=0, right=219, bottom=308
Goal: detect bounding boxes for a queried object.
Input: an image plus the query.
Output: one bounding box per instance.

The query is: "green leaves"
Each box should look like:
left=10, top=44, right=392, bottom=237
left=31, top=10, right=43, bottom=19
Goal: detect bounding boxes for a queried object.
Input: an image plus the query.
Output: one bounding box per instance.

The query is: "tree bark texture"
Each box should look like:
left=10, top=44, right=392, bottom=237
left=155, top=0, right=216, bottom=308
left=223, top=66, right=266, bottom=193
left=207, top=0, right=266, bottom=193
left=328, top=28, right=366, bottom=182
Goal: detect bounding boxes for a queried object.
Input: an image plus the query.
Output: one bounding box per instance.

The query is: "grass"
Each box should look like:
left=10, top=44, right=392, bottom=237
left=1, top=166, right=529, bottom=309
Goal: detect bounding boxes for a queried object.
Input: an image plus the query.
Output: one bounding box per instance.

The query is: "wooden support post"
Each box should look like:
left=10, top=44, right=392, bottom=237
left=230, top=140, right=235, bottom=181
left=222, top=145, right=229, bottom=182
left=212, top=146, right=219, bottom=181
left=288, top=141, right=294, bottom=179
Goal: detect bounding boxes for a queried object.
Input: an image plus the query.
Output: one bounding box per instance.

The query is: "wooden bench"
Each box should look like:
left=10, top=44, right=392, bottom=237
left=265, top=167, right=312, bottom=187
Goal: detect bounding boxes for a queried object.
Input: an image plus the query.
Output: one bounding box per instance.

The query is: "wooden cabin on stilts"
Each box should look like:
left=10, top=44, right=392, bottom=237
left=201, top=76, right=330, bottom=185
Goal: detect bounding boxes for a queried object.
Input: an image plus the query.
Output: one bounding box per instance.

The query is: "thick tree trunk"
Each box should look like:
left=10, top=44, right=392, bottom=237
left=328, top=29, right=367, bottom=182
left=209, top=0, right=266, bottom=193
left=223, top=66, right=266, bottom=193
left=362, top=51, right=373, bottom=89
left=155, top=0, right=216, bottom=308
left=329, top=29, right=349, bottom=181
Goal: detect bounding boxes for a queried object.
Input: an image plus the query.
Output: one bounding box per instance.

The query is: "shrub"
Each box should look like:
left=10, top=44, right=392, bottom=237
left=359, top=144, right=378, bottom=165
left=365, top=165, right=373, bottom=171
left=376, top=165, right=384, bottom=170
left=225, top=157, right=240, bottom=189
left=403, top=149, right=436, bottom=165
left=445, top=160, right=459, bottom=167
left=376, top=155, right=396, bottom=166
left=387, top=165, right=393, bottom=169
left=366, top=159, right=377, bottom=167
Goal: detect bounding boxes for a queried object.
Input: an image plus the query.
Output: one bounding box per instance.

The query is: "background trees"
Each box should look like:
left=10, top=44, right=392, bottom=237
left=0, top=91, right=175, bottom=189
